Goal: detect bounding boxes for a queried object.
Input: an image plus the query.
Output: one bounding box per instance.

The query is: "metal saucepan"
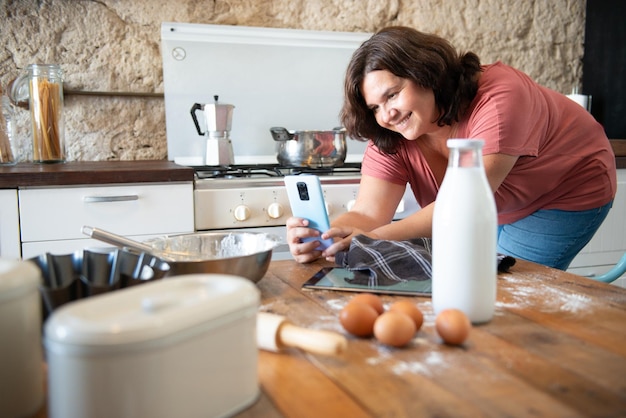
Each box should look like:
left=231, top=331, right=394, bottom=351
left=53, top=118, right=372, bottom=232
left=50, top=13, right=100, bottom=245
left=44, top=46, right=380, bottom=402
left=270, top=126, right=347, bottom=168
left=82, top=226, right=281, bottom=283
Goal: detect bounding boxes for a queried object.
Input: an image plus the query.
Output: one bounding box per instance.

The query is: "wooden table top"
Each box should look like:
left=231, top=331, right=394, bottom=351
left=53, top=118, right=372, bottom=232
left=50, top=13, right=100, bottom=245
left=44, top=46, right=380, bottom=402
left=239, top=258, right=626, bottom=418
left=33, top=258, right=626, bottom=418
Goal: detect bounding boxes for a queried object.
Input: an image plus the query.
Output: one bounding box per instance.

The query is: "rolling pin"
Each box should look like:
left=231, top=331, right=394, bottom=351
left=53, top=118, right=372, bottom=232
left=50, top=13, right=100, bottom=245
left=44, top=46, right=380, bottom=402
left=257, top=312, right=347, bottom=356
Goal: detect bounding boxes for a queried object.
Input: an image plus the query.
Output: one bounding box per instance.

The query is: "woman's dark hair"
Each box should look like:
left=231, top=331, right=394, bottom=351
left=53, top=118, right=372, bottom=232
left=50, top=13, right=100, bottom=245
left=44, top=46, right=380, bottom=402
left=340, top=26, right=482, bottom=153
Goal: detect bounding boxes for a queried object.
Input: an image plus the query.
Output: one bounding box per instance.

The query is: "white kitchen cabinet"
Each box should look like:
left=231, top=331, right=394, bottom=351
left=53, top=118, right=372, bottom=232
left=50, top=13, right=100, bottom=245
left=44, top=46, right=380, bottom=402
left=568, top=169, right=626, bottom=288
left=19, top=182, right=194, bottom=259
left=0, top=189, right=21, bottom=259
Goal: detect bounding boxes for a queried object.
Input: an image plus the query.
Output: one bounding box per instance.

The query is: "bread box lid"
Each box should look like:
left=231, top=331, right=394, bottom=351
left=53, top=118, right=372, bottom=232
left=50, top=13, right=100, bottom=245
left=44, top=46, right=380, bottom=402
left=0, top=259, right=41, bottom=302
left=44, top=274, right=259, bottom=349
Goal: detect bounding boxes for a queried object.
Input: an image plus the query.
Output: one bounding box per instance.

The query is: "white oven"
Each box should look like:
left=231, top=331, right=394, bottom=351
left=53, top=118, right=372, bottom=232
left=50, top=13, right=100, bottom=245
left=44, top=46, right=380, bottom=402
left=193, top=166, right=419, bottom=260
left=195, top=168, right=360, bottom=259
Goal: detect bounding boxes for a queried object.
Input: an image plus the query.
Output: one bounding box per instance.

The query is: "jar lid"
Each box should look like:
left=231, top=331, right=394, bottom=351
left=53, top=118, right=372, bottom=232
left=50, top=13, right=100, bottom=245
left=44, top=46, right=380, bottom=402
left=0, top=259, right=41, bottom=302
left=44, top=274, right=259, bottom=349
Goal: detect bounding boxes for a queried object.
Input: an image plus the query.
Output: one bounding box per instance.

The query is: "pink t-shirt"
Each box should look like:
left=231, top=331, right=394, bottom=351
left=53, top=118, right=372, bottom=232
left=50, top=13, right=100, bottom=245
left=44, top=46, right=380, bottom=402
left=361, top=62, right=617, bottom=224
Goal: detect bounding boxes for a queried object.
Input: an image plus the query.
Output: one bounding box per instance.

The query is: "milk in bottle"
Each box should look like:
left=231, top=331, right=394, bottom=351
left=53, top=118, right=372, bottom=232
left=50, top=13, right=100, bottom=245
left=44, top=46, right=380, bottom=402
left=432, top=139, right=497, bottom=324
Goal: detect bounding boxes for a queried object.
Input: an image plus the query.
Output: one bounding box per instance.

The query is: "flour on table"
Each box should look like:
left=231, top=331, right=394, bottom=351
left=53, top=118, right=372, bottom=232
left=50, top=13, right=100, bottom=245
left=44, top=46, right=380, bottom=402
left=308, top=314, right=344, bottom=333
left=497, top=275, right=593, bottom=313
left=392, top=361, right=430, bottom=375
left=365, top=338, right=447, bottom=376
left=558, top=293, right=593, bottom=313
left=366, top=348, right=391, bottom=366
left=325, top=298, right=346, bottom=311
left=424, top=351, right=445, bottom=366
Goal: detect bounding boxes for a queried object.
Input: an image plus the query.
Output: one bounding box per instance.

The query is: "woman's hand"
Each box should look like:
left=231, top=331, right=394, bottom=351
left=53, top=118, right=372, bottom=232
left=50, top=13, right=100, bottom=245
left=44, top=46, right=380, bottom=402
left=285, top=174, right=408, bottom=263
left=320, top=225, right=370, bottom=262
left=286, top=216, right=327, bottom=263
left=286, top=217, right=365, bottom=263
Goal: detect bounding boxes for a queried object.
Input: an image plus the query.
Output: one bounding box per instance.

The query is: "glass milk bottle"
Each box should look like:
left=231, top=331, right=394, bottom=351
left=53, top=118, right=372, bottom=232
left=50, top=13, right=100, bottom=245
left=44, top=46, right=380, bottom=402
left=432, top=139, right=497, bottom=324
left=26, top=64, right=66, bottom=163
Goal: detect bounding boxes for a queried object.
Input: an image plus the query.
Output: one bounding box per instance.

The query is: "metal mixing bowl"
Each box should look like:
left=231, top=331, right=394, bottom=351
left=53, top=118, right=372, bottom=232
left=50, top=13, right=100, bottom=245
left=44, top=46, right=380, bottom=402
left=144, top=232, right=282, bottom=283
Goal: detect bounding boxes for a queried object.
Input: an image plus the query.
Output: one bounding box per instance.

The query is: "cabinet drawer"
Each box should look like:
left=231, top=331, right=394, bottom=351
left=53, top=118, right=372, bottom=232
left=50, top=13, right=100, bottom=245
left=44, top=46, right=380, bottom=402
left=19, top=183, right=194, bottom=242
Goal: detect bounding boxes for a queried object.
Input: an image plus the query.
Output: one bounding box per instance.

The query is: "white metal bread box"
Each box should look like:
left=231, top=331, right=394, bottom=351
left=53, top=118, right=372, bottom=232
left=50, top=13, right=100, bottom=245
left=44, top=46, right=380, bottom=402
left=44, top=274, right=260, bottom=418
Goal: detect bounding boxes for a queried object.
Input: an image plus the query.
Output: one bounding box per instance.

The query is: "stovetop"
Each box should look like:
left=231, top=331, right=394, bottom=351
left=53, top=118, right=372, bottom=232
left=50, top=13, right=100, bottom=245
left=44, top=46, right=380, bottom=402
left=193, top=163, right=362, bottom=190
left=193, top=162, right=362, bottom=180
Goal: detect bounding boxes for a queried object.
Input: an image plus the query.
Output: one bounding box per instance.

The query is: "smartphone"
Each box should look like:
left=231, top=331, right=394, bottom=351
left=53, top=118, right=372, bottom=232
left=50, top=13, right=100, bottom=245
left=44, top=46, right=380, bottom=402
left=284, top=174, right=333, bottom=250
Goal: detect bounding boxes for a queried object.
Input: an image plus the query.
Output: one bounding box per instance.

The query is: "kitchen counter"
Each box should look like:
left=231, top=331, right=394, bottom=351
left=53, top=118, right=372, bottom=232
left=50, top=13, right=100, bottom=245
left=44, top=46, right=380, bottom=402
left=0, top=139, right=623, bottom=188
left=0, top=160, right=195, bottom=188
left=32, top=258, right=626, bottom=417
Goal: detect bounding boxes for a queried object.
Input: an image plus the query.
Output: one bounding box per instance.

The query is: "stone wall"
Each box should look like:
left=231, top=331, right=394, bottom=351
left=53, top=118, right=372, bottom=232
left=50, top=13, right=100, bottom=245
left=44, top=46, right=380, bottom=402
left=0, top=0, right=586, bottom=161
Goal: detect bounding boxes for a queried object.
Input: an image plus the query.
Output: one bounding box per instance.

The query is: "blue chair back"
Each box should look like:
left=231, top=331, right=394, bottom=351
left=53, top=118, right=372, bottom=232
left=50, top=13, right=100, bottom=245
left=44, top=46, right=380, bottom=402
left=593, top=253, right=626, bottom=283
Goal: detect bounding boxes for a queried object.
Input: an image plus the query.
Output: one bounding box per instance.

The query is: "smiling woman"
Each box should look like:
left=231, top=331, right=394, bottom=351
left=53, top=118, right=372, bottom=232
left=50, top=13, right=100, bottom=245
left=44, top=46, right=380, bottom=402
left=343, top=28, right=481, bottom=152
left=361, top=72, right=439, bottom=142
left=285, top=26, right=617, bottom=272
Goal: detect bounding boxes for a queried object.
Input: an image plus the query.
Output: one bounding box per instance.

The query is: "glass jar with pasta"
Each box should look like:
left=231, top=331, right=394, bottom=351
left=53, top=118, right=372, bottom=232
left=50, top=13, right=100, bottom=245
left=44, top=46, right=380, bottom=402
left=26, top=64, right=65, bottom=163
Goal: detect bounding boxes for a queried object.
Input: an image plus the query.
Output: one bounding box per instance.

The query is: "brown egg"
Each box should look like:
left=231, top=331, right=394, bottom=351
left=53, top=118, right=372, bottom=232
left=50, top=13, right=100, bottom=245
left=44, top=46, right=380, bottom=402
left=389, top=300, right=424, bottom=331
left=339, top=302, right=379, bottom=337
left=373, top=311, right=417, bottom=347
left=349, top=293, right=384, bottom=315
left=435, top=309, right=471, bottom=345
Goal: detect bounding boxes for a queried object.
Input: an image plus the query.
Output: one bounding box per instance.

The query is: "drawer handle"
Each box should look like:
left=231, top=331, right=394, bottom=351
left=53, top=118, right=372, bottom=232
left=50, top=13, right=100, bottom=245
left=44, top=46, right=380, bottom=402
left=83, top=195, right=139, bottom=203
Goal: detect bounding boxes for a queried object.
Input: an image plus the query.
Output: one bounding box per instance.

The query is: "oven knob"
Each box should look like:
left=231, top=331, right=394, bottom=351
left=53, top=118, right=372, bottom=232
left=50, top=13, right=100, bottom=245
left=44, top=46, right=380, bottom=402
left=346, top=199, right=356, bottom=212
left=267, top=202, right=284, bottom=219
left=233, top=205, right=251, bottom=221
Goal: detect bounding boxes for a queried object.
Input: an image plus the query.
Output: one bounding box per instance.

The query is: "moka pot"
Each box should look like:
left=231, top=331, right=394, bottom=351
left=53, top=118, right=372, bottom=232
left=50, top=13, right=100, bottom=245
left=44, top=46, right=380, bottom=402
left=190, top=95, right=235, bottom=166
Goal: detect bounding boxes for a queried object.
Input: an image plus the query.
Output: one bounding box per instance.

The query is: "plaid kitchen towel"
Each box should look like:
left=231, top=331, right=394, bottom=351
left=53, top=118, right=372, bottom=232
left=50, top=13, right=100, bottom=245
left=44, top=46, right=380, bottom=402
left=334, top=234, right=515, bottom=286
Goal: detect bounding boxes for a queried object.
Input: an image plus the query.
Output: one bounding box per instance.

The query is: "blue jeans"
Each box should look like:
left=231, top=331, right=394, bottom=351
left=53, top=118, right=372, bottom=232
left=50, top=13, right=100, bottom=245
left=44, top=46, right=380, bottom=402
left=497, top=201, right=613, bottom=270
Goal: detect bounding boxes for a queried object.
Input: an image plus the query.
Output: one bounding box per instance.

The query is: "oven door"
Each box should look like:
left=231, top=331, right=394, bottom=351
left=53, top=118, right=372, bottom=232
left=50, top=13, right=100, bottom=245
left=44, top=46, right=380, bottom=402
left=194, top=182, right=419, bottom=261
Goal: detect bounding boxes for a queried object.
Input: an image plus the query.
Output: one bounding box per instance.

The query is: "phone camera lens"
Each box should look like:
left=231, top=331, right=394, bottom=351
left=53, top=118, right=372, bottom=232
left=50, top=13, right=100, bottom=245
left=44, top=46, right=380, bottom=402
left=297, top=182, right=310, bottom=200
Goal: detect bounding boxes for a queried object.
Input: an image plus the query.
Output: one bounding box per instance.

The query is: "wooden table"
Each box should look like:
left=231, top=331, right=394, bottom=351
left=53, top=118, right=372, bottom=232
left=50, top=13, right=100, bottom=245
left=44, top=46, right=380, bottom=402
left=240, top=259, right=626, bottom=418
left=34, top=258, right=626, bottom=417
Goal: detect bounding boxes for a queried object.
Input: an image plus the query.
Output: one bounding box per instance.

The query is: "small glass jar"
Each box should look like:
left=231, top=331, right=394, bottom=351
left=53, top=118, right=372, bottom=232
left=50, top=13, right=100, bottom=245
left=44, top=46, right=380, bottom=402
left=0, top=91, right=17, bottom=165
left=27, top=64, right=66, bottom=163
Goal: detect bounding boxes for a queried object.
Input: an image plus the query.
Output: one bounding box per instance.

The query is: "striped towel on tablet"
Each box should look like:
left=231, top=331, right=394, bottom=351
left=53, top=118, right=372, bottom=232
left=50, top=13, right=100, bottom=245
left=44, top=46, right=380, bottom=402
left=334, top=234, right=515, bottom=285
